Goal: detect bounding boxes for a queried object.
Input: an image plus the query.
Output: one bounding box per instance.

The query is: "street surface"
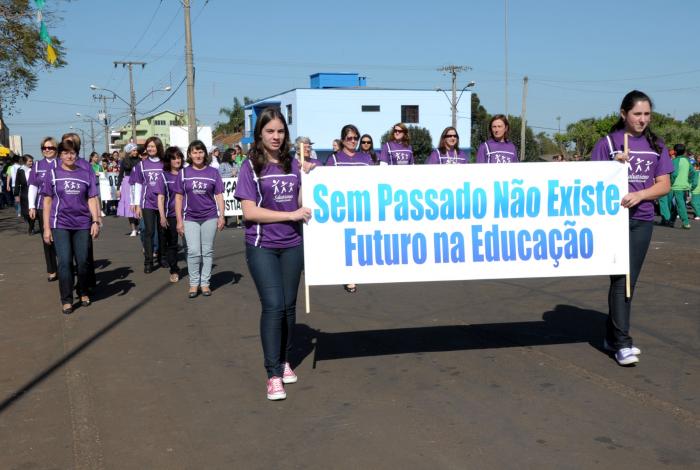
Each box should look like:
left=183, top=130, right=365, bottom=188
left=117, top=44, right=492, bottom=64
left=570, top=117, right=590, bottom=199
left=0, top=208, right=699, bottom=469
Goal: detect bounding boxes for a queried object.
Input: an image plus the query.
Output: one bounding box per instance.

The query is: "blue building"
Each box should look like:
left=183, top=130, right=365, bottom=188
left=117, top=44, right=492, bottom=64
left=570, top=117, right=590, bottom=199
left=243, top=73, right=472, bottom=158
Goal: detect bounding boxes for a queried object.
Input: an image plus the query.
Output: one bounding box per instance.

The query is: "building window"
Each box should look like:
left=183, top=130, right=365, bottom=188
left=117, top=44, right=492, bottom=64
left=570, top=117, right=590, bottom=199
left=154, top=119, right=166, bottom=126
left=286, top=104, right=293, bottom=124
left=362, top=105, right=380, bottom=112
left=401, top=105, right=419, bottom=123
left=169, top=120, right=177, bottom=126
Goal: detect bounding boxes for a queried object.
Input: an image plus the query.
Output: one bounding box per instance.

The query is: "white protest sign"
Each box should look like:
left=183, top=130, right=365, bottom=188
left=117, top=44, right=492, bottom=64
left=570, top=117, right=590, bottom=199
left=222, top=177, right=242, bottom=216
left=301, top=162, right=629, bottom=286
left=99, top=172, right=119, bottom=201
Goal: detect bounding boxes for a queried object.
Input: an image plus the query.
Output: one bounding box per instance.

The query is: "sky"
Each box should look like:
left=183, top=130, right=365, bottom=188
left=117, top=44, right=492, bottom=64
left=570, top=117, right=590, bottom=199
left=6, top=0, right=700, bottom=154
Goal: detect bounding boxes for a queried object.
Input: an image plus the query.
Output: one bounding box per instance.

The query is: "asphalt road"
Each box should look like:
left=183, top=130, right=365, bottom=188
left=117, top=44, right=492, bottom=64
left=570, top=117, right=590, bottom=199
left=0, top=208, right=699, bottom=469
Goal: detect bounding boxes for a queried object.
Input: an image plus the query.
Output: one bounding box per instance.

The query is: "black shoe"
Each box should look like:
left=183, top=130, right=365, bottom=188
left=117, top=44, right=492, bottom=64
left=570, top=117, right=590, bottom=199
left=144, top=265, right=153, bottom=274
left=80, top=297, right=91, bottom=307
left=188, top=289, right=199, bottom=299
left=62, top=306, right=73, bottom=315
left=48, top=274, right=58, bottom=282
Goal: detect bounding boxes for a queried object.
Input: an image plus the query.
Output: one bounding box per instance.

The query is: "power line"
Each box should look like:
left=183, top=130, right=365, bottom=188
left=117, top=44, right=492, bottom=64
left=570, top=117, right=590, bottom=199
left=121, top=1, right=163, bottom=60
left=138, top=76, right=186, bottom=116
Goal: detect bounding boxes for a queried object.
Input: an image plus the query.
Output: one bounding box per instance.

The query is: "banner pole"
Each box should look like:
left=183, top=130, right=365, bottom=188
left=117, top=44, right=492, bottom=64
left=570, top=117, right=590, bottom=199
left=624, top=132, right=631, bottom=299
left=298, top=142, right=311, bottom=314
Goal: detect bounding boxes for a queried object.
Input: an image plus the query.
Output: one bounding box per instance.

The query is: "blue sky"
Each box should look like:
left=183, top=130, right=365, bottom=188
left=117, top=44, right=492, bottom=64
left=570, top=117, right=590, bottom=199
left=8, top=0, right=700, bottom=153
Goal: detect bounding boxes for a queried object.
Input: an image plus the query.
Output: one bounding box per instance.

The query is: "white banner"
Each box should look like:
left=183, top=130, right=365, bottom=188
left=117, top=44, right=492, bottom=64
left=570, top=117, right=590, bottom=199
left=222, top=177, right=243, bottom=216
left=302, top=162, right=630, bottom=286
left=99, top=172, right=119, bottom=201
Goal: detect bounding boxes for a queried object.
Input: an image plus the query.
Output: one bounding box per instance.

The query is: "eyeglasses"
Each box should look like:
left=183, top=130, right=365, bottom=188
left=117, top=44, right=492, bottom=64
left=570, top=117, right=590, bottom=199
left=360, top=140, right=372, bottom=145
left=41, top=146, right=57, bottom=151
left=445, top=134, right=458, bottom=138
left=393, top=129, right=405, bottom=134
left=344, top=136, right=359, bottom=141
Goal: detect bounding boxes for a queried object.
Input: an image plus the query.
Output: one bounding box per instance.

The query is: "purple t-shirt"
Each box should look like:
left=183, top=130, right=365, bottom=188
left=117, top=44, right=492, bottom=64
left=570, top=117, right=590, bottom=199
left=41, top=166, right=99, bottom=229
left=234, top=158, right=302, bottom=249
left=153, top=171, right=179, bottom=218
left=476, top=140, right=519, bottom=163
left=590, top=129, right=673, bottom=221
left=426, top=149, right=469, bottom=165
left=130, top=158, right=164, bottom=210
left=28, top=157, right=58, bottom=208
left=325, top=151, right=374, bottom=166
left=379, top=142, right=414, bottom=165
left=172, top=165, right=224, bottom=222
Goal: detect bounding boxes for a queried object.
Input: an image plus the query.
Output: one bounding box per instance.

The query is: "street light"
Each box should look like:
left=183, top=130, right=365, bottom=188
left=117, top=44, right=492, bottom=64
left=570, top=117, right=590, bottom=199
left=436, top=81, right=476, bottom=128
left=89, top=84, right=171, bottom=143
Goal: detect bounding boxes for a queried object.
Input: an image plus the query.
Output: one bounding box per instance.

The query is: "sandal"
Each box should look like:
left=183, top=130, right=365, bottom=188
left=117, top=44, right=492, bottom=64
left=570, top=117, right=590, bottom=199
left=344, top=284, right=357, bottom=294
left=169, top=273, right=179, bottom=283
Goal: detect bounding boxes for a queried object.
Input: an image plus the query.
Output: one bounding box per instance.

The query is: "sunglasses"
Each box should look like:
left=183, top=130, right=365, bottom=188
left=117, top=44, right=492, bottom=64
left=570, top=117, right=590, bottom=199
left=445, top=134, right=458, bottom=138
left=42, top=146, right=57, bottom=151
left=393, top=129, right=405, bottom=134
left=360, top=140, right=372, bottom=144
left=344, top=136, right=359, bottom=141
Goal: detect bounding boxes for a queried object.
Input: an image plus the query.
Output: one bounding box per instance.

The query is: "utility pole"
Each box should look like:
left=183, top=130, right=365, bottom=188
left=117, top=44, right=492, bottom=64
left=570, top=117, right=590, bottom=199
left=93, top=94, right=115, bottom=153
left=113, top=60, right=146, bottom=142
left=504, top=0, right=509, bottom=117
left=183, top=0, right=197, bottom=142
left=88, top=119, right=96, bottom=153
left=520, top=76, right=528, bottom=161
left=437, top=65, right=473, bottom=128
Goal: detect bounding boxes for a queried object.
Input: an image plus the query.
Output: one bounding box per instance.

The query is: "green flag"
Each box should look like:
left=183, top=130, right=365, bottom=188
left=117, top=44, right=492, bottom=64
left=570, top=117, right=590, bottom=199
left=40, top=21, right=51, bottom=44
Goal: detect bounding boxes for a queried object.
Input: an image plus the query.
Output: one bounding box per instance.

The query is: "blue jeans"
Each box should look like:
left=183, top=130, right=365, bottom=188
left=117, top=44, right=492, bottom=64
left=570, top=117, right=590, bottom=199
left=246, top=243, right=304, bottom=378
left=184, top=218, right=218, bottom=287
left=606, top=219, right=653, bottom=349
left=53, top=228, right=90, bottom=305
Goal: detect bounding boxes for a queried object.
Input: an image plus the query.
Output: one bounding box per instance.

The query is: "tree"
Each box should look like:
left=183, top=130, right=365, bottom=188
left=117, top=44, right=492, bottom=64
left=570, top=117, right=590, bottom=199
left=380, top=126, right=433, bottom=164
left=214, top=96, right=253, bottom=135
left=0, top=0, right=66, bottom=113
left=685, top=113, right=700, bottom=130
left=470, top=93, right=490, bottom=157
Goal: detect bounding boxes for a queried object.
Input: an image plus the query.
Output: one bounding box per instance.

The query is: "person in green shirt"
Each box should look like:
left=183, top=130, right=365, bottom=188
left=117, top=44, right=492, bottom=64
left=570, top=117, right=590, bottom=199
left=690, top=161, right=700, bottom=220
left=668, top=144, right=694, bottom=229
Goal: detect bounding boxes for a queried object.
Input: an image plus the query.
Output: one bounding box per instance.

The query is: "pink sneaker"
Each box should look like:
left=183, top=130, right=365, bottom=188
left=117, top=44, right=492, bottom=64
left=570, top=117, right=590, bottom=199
left=282, top=362, right=298, bottom=384
left=266, top=377, right=286, bottom=400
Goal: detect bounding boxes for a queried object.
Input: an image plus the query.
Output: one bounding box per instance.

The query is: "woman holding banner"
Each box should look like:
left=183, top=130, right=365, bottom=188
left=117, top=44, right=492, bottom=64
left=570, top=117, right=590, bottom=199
left=590, top=90, right=672, bottom=366
left=156, top=147, right=184, bottom=283
left=234, top=108, right=311, bottom=401
left=426, top=127, right=469, bottom=165
left=174, top=141, right=225, bottom=298
left=325, top=124, right=373, bottom=293
left=476, top=115, right=519, bottom=163
left=379, top=122, right=414, bottom=165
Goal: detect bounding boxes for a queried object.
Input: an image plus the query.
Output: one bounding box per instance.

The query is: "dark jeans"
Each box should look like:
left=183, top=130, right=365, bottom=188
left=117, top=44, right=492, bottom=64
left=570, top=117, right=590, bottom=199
left=36, top=209, right=57, bottom=274
left=246, top=243, right=304, bottom=378
left=53, top=228, right=90, bottom=305
left=606, top=219, right=653, bottom=349
left=162, top=217, right=179, bottom=274
left=141, top=208, right=162, bottom=266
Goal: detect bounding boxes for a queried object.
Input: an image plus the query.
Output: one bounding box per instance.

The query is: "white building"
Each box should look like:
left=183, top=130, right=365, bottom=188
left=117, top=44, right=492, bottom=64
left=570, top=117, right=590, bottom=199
left=243, top=73, right=472, bottom=158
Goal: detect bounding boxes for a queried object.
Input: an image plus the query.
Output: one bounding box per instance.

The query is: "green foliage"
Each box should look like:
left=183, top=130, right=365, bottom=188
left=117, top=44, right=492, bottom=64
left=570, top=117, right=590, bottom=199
left=470, top=93, right=490, bottom=157
left=0, top=0, right=67, bottom=113
left=685, top=113, right=700, bottom=129
left=214, top=96, right=254, bottom=135
left=559, top=112, right=700, bottom=156
left=380, top=125, right=433, bottom=164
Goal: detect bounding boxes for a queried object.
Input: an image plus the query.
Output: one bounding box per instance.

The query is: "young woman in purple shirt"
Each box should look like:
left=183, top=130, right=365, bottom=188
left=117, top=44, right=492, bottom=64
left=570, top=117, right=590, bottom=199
left=156, top=146, right=184, bottom=283
left=325, top=124, right=373, bottom=293
left=131, top=136, right=166, bottom=273
left=359, top=134, right=378, bottom=165
left=28, top=137, right=59, bottom=282
left=426, top=127, right=469, bottom=165
left=41, top=139, right=101, bottom=314
left=379, top=122, right=414, bottom=165
left=174, top=140, right=225, bottom=298
left=234, top=107, right=311, bottom=401
left=476, top=115, right=519, bottom=163
left=590, top=90, right=672, bottom=366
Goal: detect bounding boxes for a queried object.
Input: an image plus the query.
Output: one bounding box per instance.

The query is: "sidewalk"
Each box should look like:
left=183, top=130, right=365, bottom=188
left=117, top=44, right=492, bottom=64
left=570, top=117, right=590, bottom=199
left=1, top=208, right=699, bottom=469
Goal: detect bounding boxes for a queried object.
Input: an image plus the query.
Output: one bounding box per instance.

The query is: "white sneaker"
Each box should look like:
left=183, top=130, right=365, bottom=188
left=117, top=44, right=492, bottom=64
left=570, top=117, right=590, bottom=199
left=129, top=230, right=138, bottom=237
left=266, top=377, right=286, bottom=400
left=100, top=211, right=106, bottom=217
left=282, top=362, right=297, bottom=384
left=615, top=348, right=639, bottom=366
left=603, top=339, right=640, bottom=356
